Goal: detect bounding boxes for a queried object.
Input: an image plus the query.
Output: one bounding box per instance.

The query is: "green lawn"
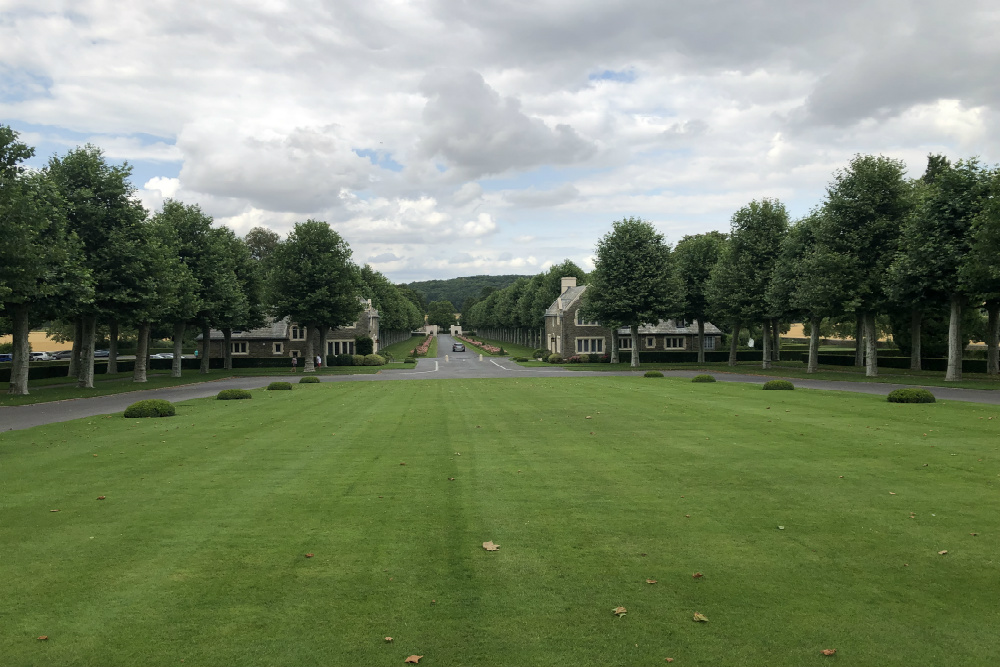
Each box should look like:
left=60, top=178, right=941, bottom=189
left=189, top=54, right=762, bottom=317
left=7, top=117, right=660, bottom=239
left=2, top=377, right=998, bottom=666
left=377, top=336, right=427, bottom=361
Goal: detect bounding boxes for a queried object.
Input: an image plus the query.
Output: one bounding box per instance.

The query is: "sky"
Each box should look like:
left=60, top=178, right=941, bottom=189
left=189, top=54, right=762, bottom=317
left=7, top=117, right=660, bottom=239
left=2, top=1, right=998, bottom=282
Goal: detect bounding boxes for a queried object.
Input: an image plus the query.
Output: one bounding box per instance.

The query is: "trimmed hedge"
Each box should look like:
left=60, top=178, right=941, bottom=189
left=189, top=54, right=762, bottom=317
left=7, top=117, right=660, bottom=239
left=643, top=370, right=664, bottom=378
left=123, top=399, right=176, bottom=418
left=692, top=374, right=717, bottom=382
left=363, top=354, right=386, bottom=366
left=762, top=380, right=795, bottom=390
left=814, top=354, right=988, bottom=373
left=547, top=353, right=563, bottom=364
left=617, top=350, right=796, bottom=364
left=267, top=381, right=293, bottom=391
left=217, top=388, right=253, bottom=400
left=298, top=376, right=320, bottom=383
left=404, top=357, right=416, bottom=363
left=887, top=388, right=936, bottom=403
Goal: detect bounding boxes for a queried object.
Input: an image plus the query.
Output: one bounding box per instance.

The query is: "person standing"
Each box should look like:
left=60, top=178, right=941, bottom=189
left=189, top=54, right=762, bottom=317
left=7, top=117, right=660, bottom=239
left=315, top=354, right=322, bottom=369
left=291, top=355, right=298, bottom=373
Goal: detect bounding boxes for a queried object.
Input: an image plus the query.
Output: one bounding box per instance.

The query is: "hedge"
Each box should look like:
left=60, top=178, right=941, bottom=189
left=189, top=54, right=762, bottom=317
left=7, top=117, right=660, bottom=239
left=814, top=354, right=988, bottom=373
left=643, top=370, right=664, bottom=377
left=887, top=388, right=936, bottom=403
left=267, top=381, right=293, bottom=390
left=299, top=376, right=320, bottom=383
left=123, top=399, right=176, bottom=418
left=217, top=389, right=253, bottom=400
left=692, top=374, right=717, bottom=382
left=617, top=350, right=802, bottom=364
left=762, top=380, right=795, bottom=390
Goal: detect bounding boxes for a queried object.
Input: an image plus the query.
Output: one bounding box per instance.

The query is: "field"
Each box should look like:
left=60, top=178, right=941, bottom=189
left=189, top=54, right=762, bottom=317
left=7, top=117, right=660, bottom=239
left=2, top=377, right=999, bottom=666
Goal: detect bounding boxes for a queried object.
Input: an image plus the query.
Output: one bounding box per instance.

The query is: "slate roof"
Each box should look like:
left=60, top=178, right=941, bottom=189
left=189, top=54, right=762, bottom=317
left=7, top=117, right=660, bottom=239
left=544, top=285, right=587, bottom=316
left=544, top=284, right=723, bottom=335
left=199, top=299, right=378, bottom=341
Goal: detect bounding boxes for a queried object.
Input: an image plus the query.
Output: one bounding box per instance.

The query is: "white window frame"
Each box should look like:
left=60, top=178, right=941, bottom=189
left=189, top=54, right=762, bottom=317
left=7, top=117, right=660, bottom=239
left=290, top=325, right=306, bottom=341
left=575, top=337, right=604, bottom=354
left=330, top=340, right=355, bottom=356
left=575, top=311, right=599, bottom=326
left=272, top=342, right=284, bottom=355
left=619, top=337, right=632, bottom=350
left=231, top=341, right=249, bottom=355
left=665, top=337, right=685, bottom=349
left=645, top=336, right=656, bottom=349
left=704, top=336, right=716, bottom=350
left=290, top=349, right=301, bottom=358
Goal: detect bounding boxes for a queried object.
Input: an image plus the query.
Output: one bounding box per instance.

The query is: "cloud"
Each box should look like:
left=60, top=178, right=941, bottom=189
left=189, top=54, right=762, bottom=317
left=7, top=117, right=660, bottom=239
left=368, top=252, right=401, bottom=263
left=504, top=183, right=579, bottom=208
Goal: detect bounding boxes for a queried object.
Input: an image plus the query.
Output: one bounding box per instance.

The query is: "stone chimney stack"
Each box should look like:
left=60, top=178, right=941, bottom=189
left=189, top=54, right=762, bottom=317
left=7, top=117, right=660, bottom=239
left=560, top=276, right=577, bottom=294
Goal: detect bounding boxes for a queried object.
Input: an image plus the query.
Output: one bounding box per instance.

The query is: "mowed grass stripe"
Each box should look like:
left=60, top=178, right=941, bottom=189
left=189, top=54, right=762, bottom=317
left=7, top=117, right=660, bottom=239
left=1, top=377, right=998, bottom=666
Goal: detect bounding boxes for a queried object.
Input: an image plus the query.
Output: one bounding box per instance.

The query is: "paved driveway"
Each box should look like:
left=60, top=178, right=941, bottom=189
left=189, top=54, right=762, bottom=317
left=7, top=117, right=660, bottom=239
left=3, top=333, right=999, bottom=432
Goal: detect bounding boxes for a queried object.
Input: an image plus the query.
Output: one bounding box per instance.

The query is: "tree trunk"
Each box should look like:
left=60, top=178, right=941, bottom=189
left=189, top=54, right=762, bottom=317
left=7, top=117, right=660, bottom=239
left=8, top=304, right=31, bottom=396
left=108, top=319, right=119, bottom=375
left=133, top=322, right=150, bottom=382
left=910, top=308, right=922, bottom=371
left=865, top=312, right=878, bottom=378
left=200, top=323, right=211, bottom=374
left=854, top=315, right=864, bottom=367
left=318, top=326, right=328, bottom=366
left=68, top=318, right=82, bottom=377
left=697, top=320, right=705, bottom=363
left=304, top=326, right=316, bottom=372
left=807, top=316, right=820, bottom=374
left=172, top=322, right=185, bottom=378
left=945, top=294, right=963, bottom=382
left=987, top=301, right=999, bottom=376
left=728, top=323, right=740, bottom=366
left=630, top=325, right=640, bottom=368
left=762, top=320, right=772, bottom=369
left=771, top=319, right=780, bottom=361
left=223, top=328, right=233, bottom=371
left=78, top=315, right=96, bottom=388
left=610, top=328, right=620, bottom=364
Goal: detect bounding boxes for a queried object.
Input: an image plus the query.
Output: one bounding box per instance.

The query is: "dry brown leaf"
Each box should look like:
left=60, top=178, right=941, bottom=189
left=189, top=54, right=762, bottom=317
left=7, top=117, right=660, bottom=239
left=483, top=541, right=500, bottom=551
left=646, top=579, right=657, bottom=584
left=821, top=649, right=837, bottom=656
left=693, top=612, right=708, bottom=622
left=612, top=606, right=627, bottom=617
left=305, top=553, right=314, bottom=558
left=404, top=656, right=422, bottom=664
left=97, top=496, right=106, bottom=500
left=384, top=637, right=393, bottom=642
left=692, top=572, right=704, bottom=579
left=37, top=636, right=48, bottom=640
left=889, top=492, right=896, bottom=495
left=665, top=659, right=674, bottom=663
left=971, top=532, right=978, bottom=536
left=448, top=477, right=455, bottom=481
left=431, top=599, right=436, bottom=604
left=586, top=416, right=592, bottom=419
left=399, top=462, right=406, bottom=466
left=939, top=550, right=948, bottom=555
left=49, top=509, right=60, bottom=512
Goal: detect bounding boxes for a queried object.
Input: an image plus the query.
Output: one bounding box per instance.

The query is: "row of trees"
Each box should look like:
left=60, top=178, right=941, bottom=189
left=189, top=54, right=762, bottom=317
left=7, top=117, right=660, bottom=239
left=465, top=154, right=1000, bottom=379
left=1, top=126, right=422, bottom=395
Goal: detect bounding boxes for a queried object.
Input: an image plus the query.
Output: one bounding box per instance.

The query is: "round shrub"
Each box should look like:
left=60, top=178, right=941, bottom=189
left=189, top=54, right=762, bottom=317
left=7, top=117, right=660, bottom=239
left=534, top=348, right=549, bottom=359
left=363, top=354, right=386, bottom=366
left=587, top=353, right=601, bottom=363
left=217, top=389, right=252, bottom=400
left=644, top=370, right=664, bottom=378
left=299, top=376, right=320, bottom=383
left=267, top=381, right=293, bottom=391
left=404, top=357, right=416, bottom=364
left=567, top=355, right=582, bottom=363
left=692, top=374, right=717, bottom=383
left=511, top=356, right=528, bottom=362
left=762, top=379, right=795, bottom=391
left=547, top=353, right=563, bottom=364
left=334, top=353, right=354, bottom=366
left=887, top=388, right=936, bottom=403
left=124, top=399, right=176, bottom=418
left=351, top=354, right=366, bottom=366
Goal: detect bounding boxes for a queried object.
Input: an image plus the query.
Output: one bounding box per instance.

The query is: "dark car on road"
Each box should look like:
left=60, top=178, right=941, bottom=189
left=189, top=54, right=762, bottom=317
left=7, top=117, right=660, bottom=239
left=452, top=343, right=465, bottom=352
left=52, top=350, right=73, bottom=360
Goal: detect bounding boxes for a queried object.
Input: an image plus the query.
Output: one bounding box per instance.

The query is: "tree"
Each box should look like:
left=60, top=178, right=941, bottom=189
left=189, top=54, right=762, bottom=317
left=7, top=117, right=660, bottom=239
left=212, top=230, right=264, bottom=372
left=244, top=226, right=281, bottom=265
left=360, top=266, right=422, bottom=347
left=1, top=127, right=91, bottom=395
left=814, top=155, right=912, bottom=377
left=961, top=168, right=1000, bottom=374
left=583, top=217, right=680, bottom=368
left=673, top=231, right=726, bottom=362
left=426, top=300, right=458, bottom=329
left=269, top=220, right=362, bottom=373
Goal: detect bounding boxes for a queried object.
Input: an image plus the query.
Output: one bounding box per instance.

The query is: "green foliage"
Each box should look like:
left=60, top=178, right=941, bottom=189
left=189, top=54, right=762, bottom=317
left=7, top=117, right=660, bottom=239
left=217, top=389, right=253, bottom=400
left=674, top=231, right=726, bottom=323
left=426, top=300, right=458, bottom=328
left=762, top=379, right=795, bottom=390
left=363, top=354, right=386, bottom=366
left=123, top=399, right=176, bottom=417
left=887, top=388, right=936, bottom=403
left=533, top=348, right=548, bottom=359
left=404, top=357, right=416, bottom=364
left=355, top=335, right=374, bottom=355
left=587, top=353, right=601, bottom=363
left=266, top=381, right=293, bottom=390
left=511, top=356, right=529, bottom=362
left=547, top=353, right=563, bottom=363
left=360, top=266, right=422, bottom=332
left=643, top=370, right=664, bottom=377
left=408, top=275, right=524, bottom=312
left=333, top=353, right=354, bottom=366
left=692, top=374, right=717, bottom=382
left=298, top=376, right=320, bottom=383
left=351, top=354, right=366, bottom=366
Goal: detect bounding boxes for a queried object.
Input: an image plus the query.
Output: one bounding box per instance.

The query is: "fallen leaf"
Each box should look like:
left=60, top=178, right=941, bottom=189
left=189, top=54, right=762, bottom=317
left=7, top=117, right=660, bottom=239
left=431, top=599, right=436, bottom=604
left=612, top=606, right=627, bottom=617
left=692, top=572, right=704, bottom=579
left=49, top=509, right=60, bottom=512
left=939, top=550, right=948, bottom=555
left=971, top=532, right=978, bottom=536
left=305, top=553, right=314, bottom=558
left=97, top=496, right=106, bottom=500
left=693, top=612, right=709, bottom=622
left=822, top=648, right=837, bottom=656
left=448, top=477, right=455, bottom=481
left=404, top=656, right=423, bottom=664
left=37, top=636, right=48, bottom=640
left=685, top=514, right=691, bottom=518
left=483, top=541, right=500, bottom=551
left=889, top=492, right=896, bottom=495
left=399, top=462, right=406, bottom=466
left=476, top=425, right=481, bottom=428
left=384, top=637, right=393, bottom=642
left=665, top=659, right=674, bottom=663
left=778, top=526, right=785, bottom=530
left=839, top=475, right=844, bottom=478
left=93, top=454, right=98, bottom=457
left=646, top=579, right=657, bottom=584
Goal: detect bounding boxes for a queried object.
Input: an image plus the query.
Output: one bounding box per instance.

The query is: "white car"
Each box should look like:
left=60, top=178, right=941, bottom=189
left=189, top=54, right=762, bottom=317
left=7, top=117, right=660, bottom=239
left=30, top=351, right=54, bottom=361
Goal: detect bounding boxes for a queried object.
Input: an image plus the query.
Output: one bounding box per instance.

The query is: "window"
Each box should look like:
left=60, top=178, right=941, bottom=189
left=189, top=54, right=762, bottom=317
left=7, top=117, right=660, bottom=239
left=272, top=342, right=284, bottom=355
left=575, top=311, right=599, bottom=326
left=576, top=337, right=604, bottom=353
left=329, top=340, right=355, bottom=355
left=646, top=336, right=656, bottom=349
left=619, top=337, right=632, bottom=349
left=231, top=341, right=248, bottom=355
left=704, top=336, right=716, bottom=350
left=665, top=337, right=685, bottom=349
left=290, top=349, right=301, bottom=358
left=290, top=325, right=306, bottom=340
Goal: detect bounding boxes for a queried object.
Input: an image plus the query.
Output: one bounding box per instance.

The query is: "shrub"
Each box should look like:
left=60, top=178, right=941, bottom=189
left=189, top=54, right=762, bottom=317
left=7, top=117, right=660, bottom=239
left=567, top=355, right=582, bottom=363
left=355, top=336, right=374, bottom=356
left=547, top=353, right=563, bottom=364
left=644, top=370, right=664, bottom=378
left=363, top=354, right=386, bottom=366
left=124, top=399, right=176, bottom=418
left=762, top=379, right=794, bottom=391
left=887, top=388, right=936, bottom=403
left=217, top=389, right=253, bottom=400
left=299, top=376, right=320, bottom=383
left=351, top=354, right=366, bottom=366
left=600, top=354, right=611, bottom=363
left=335, top=353, right=353, bottom=366
left=511, top=356, right=529, bottom=362
left=534, top=348, right=548, bottom=359
left=692, top=374, right=717, bottom=383
left=499, top=347, right=507, bottom=355
left=587, top=353, right=601, bottom=363
left=404, top=357, right=416, bottom=364
left=267, top=381, right=293, bottom=391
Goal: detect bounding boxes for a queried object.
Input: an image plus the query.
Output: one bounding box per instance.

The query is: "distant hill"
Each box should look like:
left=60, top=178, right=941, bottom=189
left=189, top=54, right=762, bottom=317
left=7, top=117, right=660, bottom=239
left=408, top=275, right=525, bottom=311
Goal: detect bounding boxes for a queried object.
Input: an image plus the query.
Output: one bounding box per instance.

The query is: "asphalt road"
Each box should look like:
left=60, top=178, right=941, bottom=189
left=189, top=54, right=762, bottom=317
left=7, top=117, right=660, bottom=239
left=4, top=333, right=999, bottom=432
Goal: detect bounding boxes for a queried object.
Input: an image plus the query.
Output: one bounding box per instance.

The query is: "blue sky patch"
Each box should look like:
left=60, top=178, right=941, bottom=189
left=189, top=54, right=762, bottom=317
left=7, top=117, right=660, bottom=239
left=354, top=148, right=403, bottom=172
left=589, top=69, right=636, bottom=83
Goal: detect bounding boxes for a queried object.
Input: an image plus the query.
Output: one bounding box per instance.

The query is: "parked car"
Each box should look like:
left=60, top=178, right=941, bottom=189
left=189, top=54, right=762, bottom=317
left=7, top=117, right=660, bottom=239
left=52, top=350, right=73, bottom=360
left=0, top=353, right=12, bottom=363
left=150, top=352, right=174, bottom=359
left=94, top=349, right=110, bottom=358
left=30, top=351, right=54, bottom=361
left=452, top=343, right=465, bottom=352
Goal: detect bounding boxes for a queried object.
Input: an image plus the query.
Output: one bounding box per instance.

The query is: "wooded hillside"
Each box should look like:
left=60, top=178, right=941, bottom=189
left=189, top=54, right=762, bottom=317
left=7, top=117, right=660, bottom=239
left=408, top=275, right=526, bottom=310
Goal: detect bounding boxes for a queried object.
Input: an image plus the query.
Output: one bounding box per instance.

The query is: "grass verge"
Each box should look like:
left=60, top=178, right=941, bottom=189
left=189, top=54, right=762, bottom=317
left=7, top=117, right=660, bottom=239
left=376, top=336, right=425, bottom=362
left=2, top=377, right=999, bottom=665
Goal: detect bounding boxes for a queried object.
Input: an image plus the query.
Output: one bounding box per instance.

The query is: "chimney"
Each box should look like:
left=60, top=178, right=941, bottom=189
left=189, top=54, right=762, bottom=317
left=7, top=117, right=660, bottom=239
left=560, top=276, right=577, bottom=294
